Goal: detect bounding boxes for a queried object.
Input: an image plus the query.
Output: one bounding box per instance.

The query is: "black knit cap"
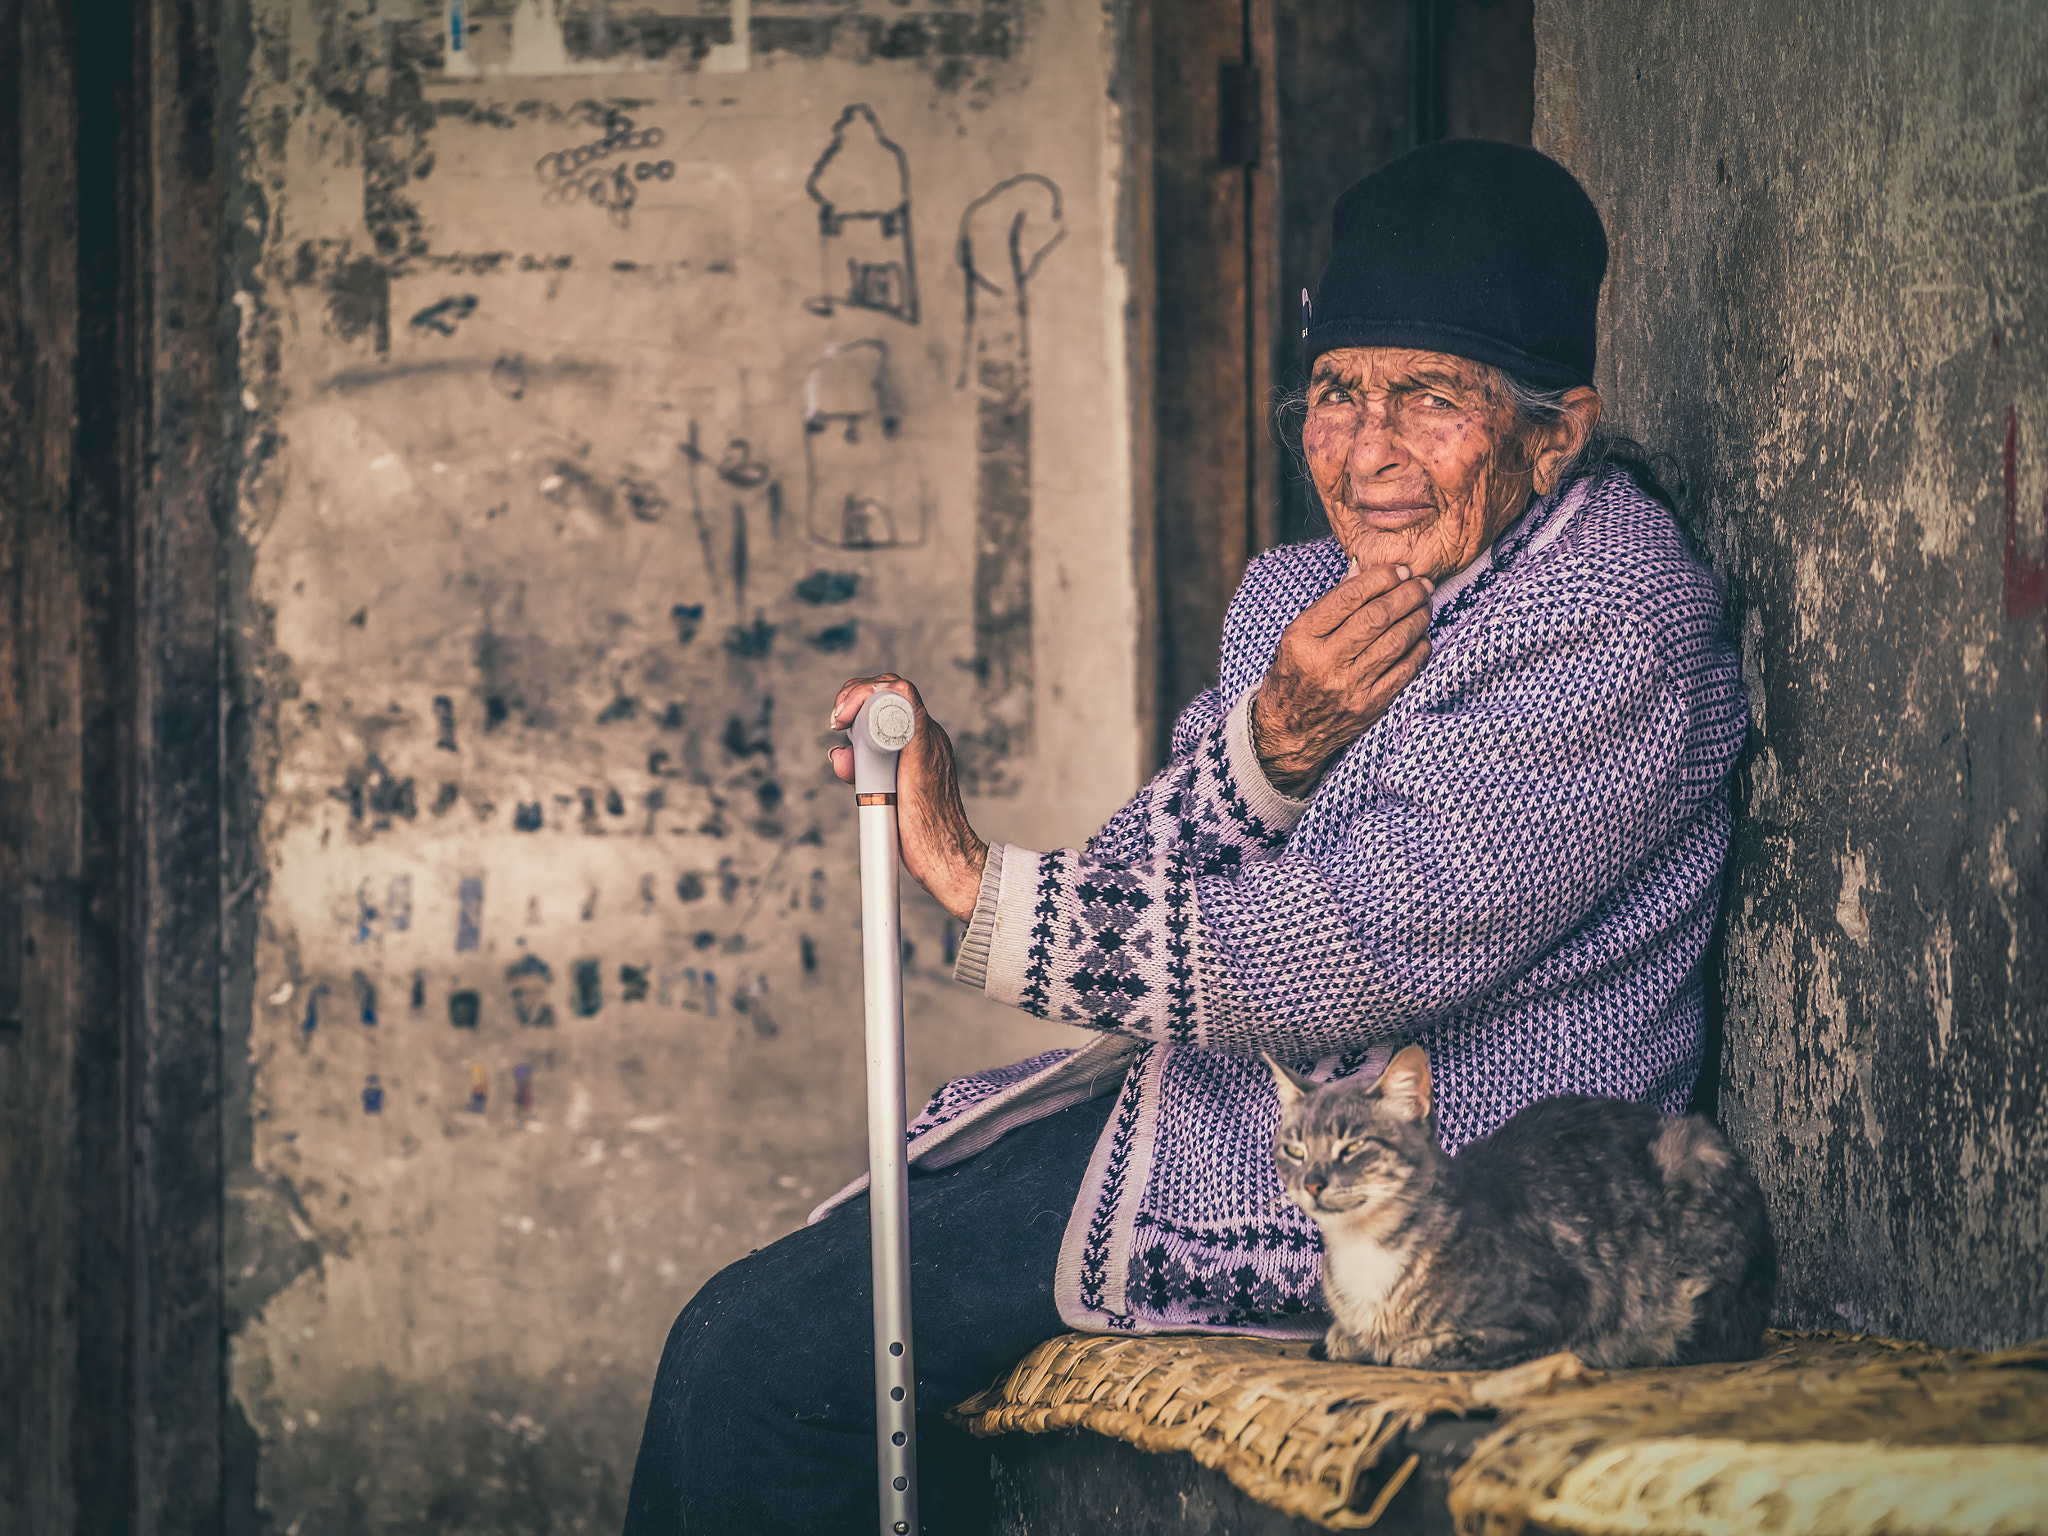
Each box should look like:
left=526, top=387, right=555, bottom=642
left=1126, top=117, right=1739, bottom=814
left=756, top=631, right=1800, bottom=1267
left=1303, top=139, right=1607, bottom=390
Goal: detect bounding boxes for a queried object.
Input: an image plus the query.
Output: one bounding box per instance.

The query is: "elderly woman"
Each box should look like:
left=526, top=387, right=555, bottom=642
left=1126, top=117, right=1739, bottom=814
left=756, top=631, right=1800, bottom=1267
left=625, top=140, right=1742, bottom=1532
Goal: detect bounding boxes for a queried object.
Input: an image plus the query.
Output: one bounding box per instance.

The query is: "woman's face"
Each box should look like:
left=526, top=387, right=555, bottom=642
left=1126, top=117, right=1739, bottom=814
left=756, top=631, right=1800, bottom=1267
left=1302, top=346, right=1592, bottom=581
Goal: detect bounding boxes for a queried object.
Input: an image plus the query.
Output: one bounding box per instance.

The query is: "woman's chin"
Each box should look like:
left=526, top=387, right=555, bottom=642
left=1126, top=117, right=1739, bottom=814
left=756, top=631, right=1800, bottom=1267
left=1344, top=533, right=1432, bottom=577
left=1342, top=528, right=1490, bottom=584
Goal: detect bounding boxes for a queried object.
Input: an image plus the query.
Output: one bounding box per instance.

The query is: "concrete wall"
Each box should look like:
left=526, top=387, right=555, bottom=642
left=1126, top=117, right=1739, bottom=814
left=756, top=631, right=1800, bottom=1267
left=1538, top=0, right=2046, bottom=1347
left=224, top=2, right=1140, bottom=1527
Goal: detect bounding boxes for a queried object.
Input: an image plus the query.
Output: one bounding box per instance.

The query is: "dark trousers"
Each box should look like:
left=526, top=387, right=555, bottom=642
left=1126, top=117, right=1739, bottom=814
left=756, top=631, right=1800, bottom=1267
left=622, top=1093, right=1115, bottom=1535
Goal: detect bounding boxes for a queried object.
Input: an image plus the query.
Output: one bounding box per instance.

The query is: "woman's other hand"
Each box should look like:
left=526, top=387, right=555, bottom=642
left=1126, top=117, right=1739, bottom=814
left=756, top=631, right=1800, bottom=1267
left=829, top=675, right=989, bottom=921
left=1252, top=563, right=1435, bottom=796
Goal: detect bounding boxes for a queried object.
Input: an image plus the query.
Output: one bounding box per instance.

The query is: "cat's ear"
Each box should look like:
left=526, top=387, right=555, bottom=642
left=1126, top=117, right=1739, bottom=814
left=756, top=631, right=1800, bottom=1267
left=1373, top=1046, right=1433, bottom=1122
left=1264, top=1053, right=1318, bottom=1107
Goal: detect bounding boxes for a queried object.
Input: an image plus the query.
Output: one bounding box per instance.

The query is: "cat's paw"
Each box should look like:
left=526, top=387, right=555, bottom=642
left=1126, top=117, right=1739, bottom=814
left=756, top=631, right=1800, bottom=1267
left=1384, top=1332, right=1471, bottom=1370
left=1318, top=1325, right=1375, bottom=1364
left=1387, top=1330, right=1536, bottom=1372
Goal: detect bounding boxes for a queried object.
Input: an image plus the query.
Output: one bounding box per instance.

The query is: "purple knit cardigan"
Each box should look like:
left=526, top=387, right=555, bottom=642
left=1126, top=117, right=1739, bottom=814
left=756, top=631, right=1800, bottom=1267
left=812, top=469, right=1746, bottom=1337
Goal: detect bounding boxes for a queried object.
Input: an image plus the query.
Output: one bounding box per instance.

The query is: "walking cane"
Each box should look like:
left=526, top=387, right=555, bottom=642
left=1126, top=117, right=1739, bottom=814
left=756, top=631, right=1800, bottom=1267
left=850, top=690, right=920, bottom=1536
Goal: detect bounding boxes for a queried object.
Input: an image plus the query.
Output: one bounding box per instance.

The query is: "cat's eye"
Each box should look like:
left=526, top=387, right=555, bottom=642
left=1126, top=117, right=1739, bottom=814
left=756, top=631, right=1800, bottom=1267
left=1281, top=1142, right=1307, bottom=1160
left=1339, top=1139, right=1373, bottom=1159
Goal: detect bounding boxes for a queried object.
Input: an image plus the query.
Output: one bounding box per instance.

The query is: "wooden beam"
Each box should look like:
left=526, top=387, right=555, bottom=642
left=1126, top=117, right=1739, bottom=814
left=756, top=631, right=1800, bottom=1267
left=0, top=0, right=230, bottom=1527
left=1151, top=0, right=1281, bottom=748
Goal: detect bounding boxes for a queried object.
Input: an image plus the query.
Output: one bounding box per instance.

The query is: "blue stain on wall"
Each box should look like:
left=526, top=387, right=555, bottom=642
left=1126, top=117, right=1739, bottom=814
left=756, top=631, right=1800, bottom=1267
left=795, top=570, right=860, bottom=604
left=389, top=873, right=413, bottom=932
left=572, top=959, right=603, bottom=1017
left=671, top=603, right=705, bottom=644
left=506, top=955, right=556, bottom=1027
left=355, top=882, right=379, bottom=943
left=449, top=989, right=481, bottom=1028
left=514, top=802, right=544, bottom=831
left=411, top=969, right=427, bottom=1010
left=619, top=964, right=649, bottom=1002
left=513, top=1062, right=534, bottom=1111
left=679, top=967, right=719, bottom=1015
left=301, top=981, right=330, bottom=1033
left=362, top=1074, right=385, bottom=1114
left=353, top=970, right=378, bottom=1025
left=723, top=615, right=777, bottom=658
left=456, top=876, right=484, bottom=951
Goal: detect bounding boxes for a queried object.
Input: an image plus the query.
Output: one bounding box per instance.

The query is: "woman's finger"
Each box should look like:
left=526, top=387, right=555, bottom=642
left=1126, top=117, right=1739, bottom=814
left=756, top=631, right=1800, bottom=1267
left=1341, top=598, right=1433, bottom=673
left=828, top=673, right=915, bottom=729
left=1355, top=572, right=1434, bottom=629
left=827, top=745, right=854, bottom=783
left=1305, top=562, right=1410, bottom=639
left=1365, top=634, right=1432, bottom=710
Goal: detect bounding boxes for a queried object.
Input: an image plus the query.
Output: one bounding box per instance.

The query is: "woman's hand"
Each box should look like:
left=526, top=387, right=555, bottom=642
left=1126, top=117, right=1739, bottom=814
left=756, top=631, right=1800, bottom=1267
left=1251, top=563, right=1435, bottom=796
left=828, top=675, right=988, bottom=922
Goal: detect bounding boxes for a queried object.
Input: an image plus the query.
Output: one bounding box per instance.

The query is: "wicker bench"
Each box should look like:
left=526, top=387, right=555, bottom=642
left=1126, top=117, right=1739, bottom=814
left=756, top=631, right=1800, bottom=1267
left=955, top=1331, right=2048, bottom=1535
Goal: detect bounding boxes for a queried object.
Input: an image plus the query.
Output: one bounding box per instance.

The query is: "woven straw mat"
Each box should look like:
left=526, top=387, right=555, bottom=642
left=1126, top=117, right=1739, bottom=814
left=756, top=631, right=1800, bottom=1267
left=952, top=1330, right=2048, bottom=1534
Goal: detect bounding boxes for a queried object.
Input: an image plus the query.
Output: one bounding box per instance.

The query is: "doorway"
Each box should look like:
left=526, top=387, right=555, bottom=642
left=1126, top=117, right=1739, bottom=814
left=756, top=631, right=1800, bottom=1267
left=1150, top=0, right=1536, bottom=748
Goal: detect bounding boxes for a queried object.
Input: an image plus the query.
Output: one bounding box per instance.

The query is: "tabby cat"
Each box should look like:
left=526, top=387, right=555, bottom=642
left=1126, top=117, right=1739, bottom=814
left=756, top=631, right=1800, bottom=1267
left=1268, top=1046, right=1775, bottom=1371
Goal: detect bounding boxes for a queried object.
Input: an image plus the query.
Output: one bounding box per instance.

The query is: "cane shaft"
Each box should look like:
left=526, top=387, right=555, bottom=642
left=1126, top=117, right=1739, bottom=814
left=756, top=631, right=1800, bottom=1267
left=859, top=802, right=917, bottom=1535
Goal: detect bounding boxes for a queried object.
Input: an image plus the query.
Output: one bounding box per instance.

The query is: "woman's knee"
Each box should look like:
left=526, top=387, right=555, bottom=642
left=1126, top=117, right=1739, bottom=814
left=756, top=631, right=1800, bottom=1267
left=650, top=1218, right=868, bottom=1409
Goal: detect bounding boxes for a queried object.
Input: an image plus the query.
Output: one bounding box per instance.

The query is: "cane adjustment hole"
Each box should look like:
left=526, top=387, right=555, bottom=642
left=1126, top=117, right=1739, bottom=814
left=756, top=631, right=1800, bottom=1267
left=893, top=1476, right=907, bottom=1492
left=889, top=1341, right=903, bottom=1356
left=890, top=1386, right=904, bottom=1401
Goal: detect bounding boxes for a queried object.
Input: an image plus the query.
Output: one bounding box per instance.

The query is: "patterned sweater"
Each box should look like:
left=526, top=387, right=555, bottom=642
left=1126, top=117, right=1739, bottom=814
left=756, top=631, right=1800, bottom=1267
left=811, top=469, right=1746, bottom=1336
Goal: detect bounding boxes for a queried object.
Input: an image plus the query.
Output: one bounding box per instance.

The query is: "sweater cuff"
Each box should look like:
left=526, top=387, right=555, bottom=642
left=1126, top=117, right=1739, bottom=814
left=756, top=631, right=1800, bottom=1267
left=951, top=843, right=1044, bottom=1006
left=1227, top=690, right=1312, bottom=831
left=951, top=843, right=1007, bottom=991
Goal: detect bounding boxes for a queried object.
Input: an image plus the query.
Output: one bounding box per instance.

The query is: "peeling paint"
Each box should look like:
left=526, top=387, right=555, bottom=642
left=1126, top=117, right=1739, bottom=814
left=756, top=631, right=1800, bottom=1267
left=1834, top=848, right=1870, bottom=944
left=1543, top=0, right=2047, bottom=1348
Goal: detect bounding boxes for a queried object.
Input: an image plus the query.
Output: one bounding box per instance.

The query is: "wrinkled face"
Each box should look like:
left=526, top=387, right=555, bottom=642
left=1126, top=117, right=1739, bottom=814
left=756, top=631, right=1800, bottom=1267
left=1302, top=346, right=1545, bottom=582
left=1272, top=1076, right=1438, bottom=1224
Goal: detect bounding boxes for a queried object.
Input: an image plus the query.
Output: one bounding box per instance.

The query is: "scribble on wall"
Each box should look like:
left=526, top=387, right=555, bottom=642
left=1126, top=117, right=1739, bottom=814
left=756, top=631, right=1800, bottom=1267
left=411, top=294, right=479, bottom=335
left=535, top=106, right=674, bottom=229
left=803, top=340, right=926, bottom=548
left=804, top=104, right=918, bottom=324
left=952, top=175, right=1065, bottom=794
left=678, top=426, right=783, bottom=612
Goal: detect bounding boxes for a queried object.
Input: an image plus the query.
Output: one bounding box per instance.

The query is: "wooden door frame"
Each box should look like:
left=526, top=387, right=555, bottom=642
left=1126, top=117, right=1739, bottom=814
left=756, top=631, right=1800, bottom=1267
left=1145, top=0, right=1282, bottom=761
left=1, top=0, right=238, bottom=1529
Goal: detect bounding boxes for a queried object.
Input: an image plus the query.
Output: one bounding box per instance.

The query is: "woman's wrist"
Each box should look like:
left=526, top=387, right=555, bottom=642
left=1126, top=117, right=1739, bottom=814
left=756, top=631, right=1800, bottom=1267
left=950, top=843, right=991, bottom=925
left=912, top=807, right=987, bottom=922
left=1250, top=688, right=1327, bottom=797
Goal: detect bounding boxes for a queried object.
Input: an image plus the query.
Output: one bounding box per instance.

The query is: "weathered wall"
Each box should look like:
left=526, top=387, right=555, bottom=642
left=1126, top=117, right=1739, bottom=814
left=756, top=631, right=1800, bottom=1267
left=224, top=2, right=1141, bottom=1527
left=1539, top=0, right=2046, bottom=1347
